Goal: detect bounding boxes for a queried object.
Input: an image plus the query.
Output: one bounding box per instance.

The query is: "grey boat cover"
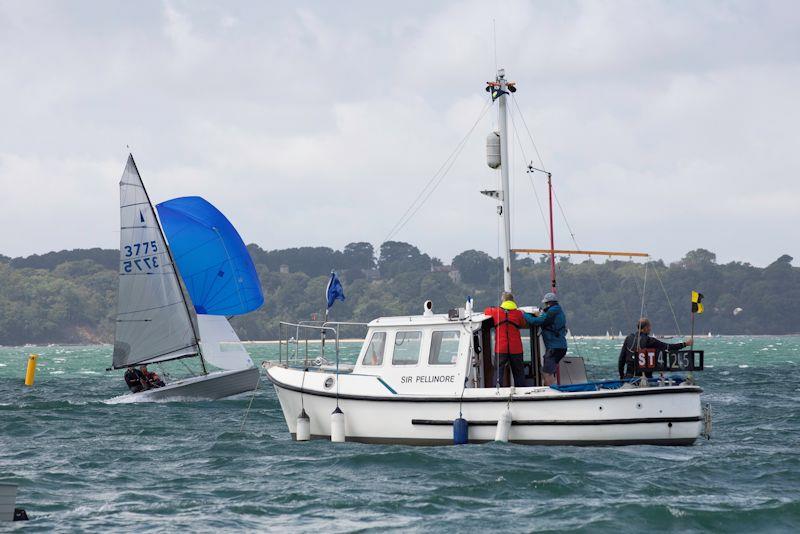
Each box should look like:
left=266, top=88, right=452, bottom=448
left=112, top=155, right=200, bottom=369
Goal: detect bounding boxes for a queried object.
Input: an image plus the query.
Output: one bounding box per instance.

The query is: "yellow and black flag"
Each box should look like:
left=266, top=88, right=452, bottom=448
left=691, top=291, right=704, bottom=314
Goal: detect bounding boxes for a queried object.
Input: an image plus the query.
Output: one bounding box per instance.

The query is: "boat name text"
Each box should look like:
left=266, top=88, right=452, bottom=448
left=401, top=375, right=455, bottom=384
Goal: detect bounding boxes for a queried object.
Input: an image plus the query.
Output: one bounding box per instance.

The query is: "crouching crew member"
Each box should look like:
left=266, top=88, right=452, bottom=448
left=140, top=365, right=165, bottom=388
left=524, top=292, right=568, bottom=386
left=618, top=318, right=693, bottom=379
left=484, top=292, right=527, bottom=388
left=124, top=366, right=149, bottom=393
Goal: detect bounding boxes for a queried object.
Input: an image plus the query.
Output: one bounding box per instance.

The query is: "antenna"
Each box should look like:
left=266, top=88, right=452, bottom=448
left=492, top=19, right=498, bottom=72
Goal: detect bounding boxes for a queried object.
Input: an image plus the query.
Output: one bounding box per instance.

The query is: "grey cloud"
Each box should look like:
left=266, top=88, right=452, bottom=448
left=0, top=0, right=797, bottom=266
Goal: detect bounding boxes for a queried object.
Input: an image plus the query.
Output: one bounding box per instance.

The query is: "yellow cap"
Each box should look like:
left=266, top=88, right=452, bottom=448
left=500, top=300, right=517, bottom=311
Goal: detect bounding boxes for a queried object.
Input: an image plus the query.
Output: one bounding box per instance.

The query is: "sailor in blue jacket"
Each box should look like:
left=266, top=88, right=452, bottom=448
left=524, top=292, right=568, bottom=386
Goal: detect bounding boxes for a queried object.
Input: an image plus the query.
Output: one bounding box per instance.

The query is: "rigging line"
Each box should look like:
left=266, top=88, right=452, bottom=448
left=636, top=262, right=649, bottom=353
left=652, top=262, right=682, bottom=336
left=386, top=121, right=482, bottom=243
left=511, top=93, right=546, bottom=171
left=179, top=358, right=197, bottom=377
left=551, top=188, right=579, bottom=247
left=550, top=181, right=628, bottom=334
left=386, top=100, right=492, bottom=242
left=508, top=92, right=629, bottom=339
left=382, top=98, right=492, bottom=244
left=239, top=372, right=261, bottom=432
left=507, top=107, right=550, bottom=238
left=506, top=105, right=551, bottom=296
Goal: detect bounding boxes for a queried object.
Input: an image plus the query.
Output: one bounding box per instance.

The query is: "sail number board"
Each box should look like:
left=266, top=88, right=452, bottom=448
left=122, top=239, right=161, bottom=273
left=634, top=349, right=704, bottom=373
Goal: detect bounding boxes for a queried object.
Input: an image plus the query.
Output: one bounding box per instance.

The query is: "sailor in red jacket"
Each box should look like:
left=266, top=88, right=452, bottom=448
left=484, top=292, right=528, bottom=387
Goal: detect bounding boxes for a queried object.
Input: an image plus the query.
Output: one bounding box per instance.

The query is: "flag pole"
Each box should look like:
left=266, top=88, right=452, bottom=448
left=689, top=295, right=697, bottom=383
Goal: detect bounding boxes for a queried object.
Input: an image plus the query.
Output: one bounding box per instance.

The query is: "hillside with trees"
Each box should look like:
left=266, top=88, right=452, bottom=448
left=0, top=242, right=797, bottom=345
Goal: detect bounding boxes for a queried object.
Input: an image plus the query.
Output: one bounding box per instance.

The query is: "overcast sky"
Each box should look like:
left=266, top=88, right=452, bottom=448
left=1, top=0, right=798, bottom=266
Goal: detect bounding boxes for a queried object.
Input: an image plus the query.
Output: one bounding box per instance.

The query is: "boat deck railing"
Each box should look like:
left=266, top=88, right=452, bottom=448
left=278, top=321, right=368, bottom=367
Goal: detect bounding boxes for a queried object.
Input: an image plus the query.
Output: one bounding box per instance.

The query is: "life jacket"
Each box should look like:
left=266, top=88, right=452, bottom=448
left=538, top=303, right=568, bottom=349
left=484, top=305, right=525, bottom=355
left=146, top=371, right=165, bottom=388
left=124, top=368, right=145, bottom=392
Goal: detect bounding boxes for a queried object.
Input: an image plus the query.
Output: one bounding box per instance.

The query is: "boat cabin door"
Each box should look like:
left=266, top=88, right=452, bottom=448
left=477, top=319, right=544, bottom=387
left=525, top=325, right=544, bottom=387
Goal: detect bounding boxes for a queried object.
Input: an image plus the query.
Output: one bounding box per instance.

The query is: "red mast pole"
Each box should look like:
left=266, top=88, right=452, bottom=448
left=547, top=172, right=556, bottom=292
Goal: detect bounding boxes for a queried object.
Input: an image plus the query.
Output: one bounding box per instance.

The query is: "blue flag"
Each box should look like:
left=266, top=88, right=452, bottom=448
left=326, top=271, right=345, bottom=309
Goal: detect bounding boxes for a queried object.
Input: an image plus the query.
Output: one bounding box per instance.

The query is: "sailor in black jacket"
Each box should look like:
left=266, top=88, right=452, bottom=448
left=618, top=318, right=693, bottom=379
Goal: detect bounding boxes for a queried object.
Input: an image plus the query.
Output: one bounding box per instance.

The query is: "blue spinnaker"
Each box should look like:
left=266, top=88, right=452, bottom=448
left=156, top=196, right=264, bottom=316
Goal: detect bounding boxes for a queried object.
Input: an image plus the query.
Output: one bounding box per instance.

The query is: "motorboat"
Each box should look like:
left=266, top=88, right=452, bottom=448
left=264, top=68, right=710, bottom=445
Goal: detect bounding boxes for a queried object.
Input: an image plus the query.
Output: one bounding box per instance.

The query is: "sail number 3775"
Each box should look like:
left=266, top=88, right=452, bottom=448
left=122, top=240, right=160, bottom=272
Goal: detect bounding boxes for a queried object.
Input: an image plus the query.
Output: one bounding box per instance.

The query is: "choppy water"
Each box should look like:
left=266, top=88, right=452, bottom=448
left=1, top=337, right=799, bottom=532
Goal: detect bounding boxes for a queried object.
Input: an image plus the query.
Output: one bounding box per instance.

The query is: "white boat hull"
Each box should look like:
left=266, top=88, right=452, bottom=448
left=107, top=367, right=260, bottom=403
left=266, top=366, right=703, bottom=446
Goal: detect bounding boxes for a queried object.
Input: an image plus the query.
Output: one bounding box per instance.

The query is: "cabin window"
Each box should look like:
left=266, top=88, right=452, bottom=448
left=429, top=331, right=460, bottom=365
left=392, top=330, right=422, bottom=365
left=361, top=332, right=386, bottom=366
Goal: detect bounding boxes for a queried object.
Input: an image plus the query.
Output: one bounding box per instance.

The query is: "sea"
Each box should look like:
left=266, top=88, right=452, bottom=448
left=1, top=336, right=799, bottom=533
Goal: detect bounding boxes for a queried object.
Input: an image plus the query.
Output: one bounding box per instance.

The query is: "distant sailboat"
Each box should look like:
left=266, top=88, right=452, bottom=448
left=107, top=155, right=260, bottom=403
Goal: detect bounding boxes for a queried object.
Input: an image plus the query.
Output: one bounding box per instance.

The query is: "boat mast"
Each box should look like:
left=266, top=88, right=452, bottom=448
left=495, top=69, right=513, bottom=293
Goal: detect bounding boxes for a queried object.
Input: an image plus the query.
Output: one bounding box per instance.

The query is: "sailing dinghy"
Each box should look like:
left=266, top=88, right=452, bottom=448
left=107, top=155, right=260, bottom=403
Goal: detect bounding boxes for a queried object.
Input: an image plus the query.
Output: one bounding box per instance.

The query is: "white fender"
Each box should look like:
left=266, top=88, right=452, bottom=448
left=494, top=407, right=512, bottom=442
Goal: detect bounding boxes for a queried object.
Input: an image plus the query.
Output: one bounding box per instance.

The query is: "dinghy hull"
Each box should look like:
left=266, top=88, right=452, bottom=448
left=108, top=367, right=260, bottom=403
left=266, top=366, right=703, bottom=446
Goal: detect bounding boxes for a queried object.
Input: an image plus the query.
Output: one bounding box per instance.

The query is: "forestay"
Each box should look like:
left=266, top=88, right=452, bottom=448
left=156, top=196, right=264, bottom=316
left=112, top=155, right=200, bottom=369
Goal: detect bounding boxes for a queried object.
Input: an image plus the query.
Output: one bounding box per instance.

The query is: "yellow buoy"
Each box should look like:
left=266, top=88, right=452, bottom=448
left=24, top=354, right=38, bottom=387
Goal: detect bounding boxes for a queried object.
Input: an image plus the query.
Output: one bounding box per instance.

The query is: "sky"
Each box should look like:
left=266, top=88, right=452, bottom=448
left=0, top=0, right=798, bottom=267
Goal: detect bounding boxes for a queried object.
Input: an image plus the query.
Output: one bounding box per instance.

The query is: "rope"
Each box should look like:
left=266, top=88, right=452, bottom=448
left=506, top=106, right=548, bottom=297
left=179, top=358, right=196, bottom=377
left=239, top=371, right=261, bottom=432
left=508, top=105, right=550, bottom=236
left=383, top=98, right=492, bottom=243
left=509, top=95, right=641, bottom=338
left=511, top=94, right=546, bottom=170
left=552, top=189, right=579, bottom=247
left=652, top=262, right=682, bottom=336
left=635, top=262, right=649, bottom=352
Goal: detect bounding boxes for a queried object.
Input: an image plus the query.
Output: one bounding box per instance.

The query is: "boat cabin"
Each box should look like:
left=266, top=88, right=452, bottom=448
left=348, top=306, right=584, bottom=394
left=277, top=300, right=588, bottom=396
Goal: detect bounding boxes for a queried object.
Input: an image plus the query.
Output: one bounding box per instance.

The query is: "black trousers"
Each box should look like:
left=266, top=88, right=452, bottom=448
left=495, top=353, right=526, bottom=387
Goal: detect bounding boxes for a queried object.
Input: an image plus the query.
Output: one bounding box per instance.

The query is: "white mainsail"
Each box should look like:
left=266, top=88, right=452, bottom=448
left=112, top=155, right=200, bottom=369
